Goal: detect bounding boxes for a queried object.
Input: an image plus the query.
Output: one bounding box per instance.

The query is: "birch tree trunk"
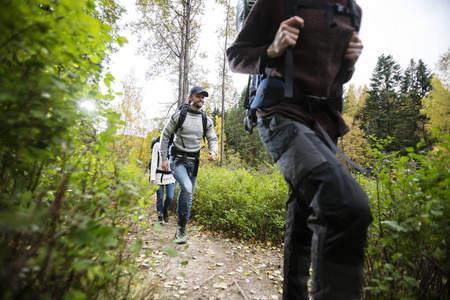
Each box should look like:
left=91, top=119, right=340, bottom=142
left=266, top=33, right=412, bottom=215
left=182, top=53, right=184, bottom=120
left=132, top=0, right=204, bottom=109
left=217, top=0, right=236, bottom=166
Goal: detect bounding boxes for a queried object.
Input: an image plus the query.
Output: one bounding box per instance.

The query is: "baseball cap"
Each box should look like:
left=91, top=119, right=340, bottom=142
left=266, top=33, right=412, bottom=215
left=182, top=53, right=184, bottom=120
left=190, top=86, right=209, bottom=97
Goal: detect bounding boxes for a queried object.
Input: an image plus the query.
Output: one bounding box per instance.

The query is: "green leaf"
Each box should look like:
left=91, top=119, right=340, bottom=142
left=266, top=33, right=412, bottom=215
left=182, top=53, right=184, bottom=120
left=100, top=255, right=114, bottom=263
left=128, top=241, right=143, bottom=253
left=64, top=290, right=87, bottom=300
left=117, top=36, right=128, bottom=46
left=403, top=277, right=418, bottom=287
left=430, top=210, right=443, bottom=216
left=181, top=260, right=189, bottom=267
left=90, top=55, right=101, bottom=64
left=17, top=50, right=28, bottom=62
left=106, top=72, right=115, bottom=81
left=162, top=248, right=178, bottom=258
left=399, top=156, right=409, bottom=163
left=381, top=220, right=408, bottom=232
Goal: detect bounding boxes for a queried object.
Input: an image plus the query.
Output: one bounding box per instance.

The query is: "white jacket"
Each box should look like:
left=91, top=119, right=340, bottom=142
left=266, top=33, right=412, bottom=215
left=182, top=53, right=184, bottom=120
left=150, top=142, right=175, bottom=185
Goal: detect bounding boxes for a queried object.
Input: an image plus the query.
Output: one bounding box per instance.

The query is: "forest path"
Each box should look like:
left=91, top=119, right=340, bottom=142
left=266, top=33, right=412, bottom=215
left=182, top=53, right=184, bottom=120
left=131, top=194, right=284, bottom=300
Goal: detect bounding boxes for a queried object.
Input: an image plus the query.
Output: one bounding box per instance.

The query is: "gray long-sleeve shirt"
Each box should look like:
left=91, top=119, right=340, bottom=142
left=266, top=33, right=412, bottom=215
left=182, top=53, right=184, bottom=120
left=159, top=107, right=218, bottom=161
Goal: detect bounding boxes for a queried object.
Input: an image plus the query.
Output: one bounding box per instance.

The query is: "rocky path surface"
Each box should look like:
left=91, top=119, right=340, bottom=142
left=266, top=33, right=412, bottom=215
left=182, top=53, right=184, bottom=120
left=132, top=211, right=285, bottom=300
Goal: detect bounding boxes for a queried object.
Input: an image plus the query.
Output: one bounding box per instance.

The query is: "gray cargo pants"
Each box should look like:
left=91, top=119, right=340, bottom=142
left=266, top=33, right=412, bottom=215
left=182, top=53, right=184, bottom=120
left=258, top=113, right=372, bottom=300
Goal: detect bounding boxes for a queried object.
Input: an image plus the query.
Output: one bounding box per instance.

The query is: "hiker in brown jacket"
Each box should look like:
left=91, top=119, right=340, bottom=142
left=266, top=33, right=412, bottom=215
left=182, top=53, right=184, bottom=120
left=227, top=0, right=372, bottom=299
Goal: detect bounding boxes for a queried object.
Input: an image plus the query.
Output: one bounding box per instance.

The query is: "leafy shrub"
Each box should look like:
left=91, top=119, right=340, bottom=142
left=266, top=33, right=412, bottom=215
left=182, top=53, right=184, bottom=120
left=192, top=164, right=288, bottom=244
left=0, top=112, right=153, bottom=299
left=0, top=1, right=154, bottom=298
left=362, top=135, right=450, bottom=299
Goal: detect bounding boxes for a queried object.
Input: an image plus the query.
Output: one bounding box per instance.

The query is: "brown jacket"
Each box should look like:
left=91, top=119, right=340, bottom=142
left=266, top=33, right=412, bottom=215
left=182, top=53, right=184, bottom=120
left=226, top=0, right=363, bottom=140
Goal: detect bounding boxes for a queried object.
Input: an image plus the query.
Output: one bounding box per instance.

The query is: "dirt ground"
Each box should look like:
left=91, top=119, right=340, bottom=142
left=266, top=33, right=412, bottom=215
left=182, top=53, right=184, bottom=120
left=132, top=201, right=285, bottom=300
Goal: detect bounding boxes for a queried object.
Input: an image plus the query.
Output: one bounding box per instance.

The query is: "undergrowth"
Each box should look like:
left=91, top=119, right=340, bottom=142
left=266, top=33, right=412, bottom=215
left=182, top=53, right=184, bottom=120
left=192, top=164, right=288, bottom=245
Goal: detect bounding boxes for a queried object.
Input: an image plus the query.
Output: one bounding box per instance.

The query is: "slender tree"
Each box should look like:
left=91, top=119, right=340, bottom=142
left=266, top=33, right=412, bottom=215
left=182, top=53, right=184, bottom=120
left=421, top=49, right=450, bottom=136
left=215, top=0, right=237, bottom=166
left=132, top=0, right=205, bottom=106
left=421, top=48, right=450, bottom=136
left=114, top=72, right=149, bottom=162
left=435, top=48, right=450, bottom=89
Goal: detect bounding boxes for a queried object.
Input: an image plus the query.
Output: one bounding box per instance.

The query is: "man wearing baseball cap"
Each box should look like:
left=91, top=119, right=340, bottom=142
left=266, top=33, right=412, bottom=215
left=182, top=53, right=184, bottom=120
left=159, top=86, right=218, bottom=244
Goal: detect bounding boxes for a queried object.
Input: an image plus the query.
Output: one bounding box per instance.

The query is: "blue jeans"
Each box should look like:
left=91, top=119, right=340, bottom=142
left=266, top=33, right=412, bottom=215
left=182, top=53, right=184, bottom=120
left=169, top=157, right=198, bottom=219
left=258, top=114, right=372, bottom=300
left=156, top=183, right=175, bottom=216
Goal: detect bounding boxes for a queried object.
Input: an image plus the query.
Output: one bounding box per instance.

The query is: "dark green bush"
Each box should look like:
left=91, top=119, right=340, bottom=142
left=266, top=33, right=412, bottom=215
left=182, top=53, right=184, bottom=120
left=192, top=164, right=288, bottom=244
left=362, top=135, right=450, bottom=299
left=191, top=134, right=449, bottom=299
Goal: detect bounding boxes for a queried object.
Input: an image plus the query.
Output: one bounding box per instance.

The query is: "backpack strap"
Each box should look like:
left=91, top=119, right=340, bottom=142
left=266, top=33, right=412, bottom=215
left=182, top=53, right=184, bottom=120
left=173, top=104, right=189, bottom=148
left=174, top=104, right=189, bottom=134
left=295, top=0, right=359, bottom=29
left=346, top=0, right=360, bottom=33
left=304, top=97, right=368, bottom=173
left=172, top=104, right=209, bottom=150
left=201, top=111, right=208, bottom=138
left=175, top=104, right=208, bottom=137
left=283, top=0, right=296, bottom=99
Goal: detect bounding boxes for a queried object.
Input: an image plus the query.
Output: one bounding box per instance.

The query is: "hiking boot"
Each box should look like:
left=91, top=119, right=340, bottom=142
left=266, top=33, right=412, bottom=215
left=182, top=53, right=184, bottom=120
left=157, top=216, right=163, bottom=226
left=174, top=215, right=187, bottom=244
left=163, top=210, right=169, bottom=222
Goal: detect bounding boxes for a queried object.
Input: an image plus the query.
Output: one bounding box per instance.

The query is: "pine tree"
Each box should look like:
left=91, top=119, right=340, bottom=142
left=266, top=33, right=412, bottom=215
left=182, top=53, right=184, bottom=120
left=224, top=90, right=272, bottom=167
left=398, top=59, right=432, bottom=149
left=360, top=54, right=402, bottom=151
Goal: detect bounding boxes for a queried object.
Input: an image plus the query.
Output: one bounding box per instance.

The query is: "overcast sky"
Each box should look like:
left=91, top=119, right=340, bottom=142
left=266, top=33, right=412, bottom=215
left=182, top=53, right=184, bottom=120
left=106, top=0, right=450, bottom=119
left=354, top=0, right=450, bottom=87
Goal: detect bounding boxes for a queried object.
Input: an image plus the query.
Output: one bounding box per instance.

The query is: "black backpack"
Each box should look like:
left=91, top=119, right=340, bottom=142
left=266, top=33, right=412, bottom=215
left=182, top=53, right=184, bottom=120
left=167, top=103, right=208, bottom=158
left=237, top=0, right=360, bottom=134
left=148, top=136, right=160, bottom=171
left=235, top=0, right=367, bottom=174
left=148, top=136, right=171, bottom=181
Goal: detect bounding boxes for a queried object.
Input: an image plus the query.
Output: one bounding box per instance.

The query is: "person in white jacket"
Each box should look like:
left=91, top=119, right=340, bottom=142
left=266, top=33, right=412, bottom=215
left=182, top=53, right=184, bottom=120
left=150, top=137, right=175, bottom=225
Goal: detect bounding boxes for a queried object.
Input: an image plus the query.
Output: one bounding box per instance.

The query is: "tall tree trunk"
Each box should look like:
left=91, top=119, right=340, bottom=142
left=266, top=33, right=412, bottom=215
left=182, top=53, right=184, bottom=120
left=133, top=0, right=204, bottom=110
left=178, top=29, right=185, bottom=107
left=219, top=0, right=232, bottom=167
left=177, top=33, right=185, bottom=106
left=182, top=0, right=191, bottom=104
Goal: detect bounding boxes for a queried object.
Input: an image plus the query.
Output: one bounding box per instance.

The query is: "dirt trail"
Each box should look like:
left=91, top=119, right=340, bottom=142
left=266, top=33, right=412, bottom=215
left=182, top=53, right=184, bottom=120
left=133, top=207, right=284, bottom=300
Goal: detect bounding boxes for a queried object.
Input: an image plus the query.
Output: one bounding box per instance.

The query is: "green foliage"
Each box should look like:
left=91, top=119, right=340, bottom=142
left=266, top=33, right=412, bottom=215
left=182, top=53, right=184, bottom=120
left=192, top=165, right=288, bottom=244
left=0, top=0, right=154, bottom=298
left=362, top=135, right=450, bottom=299
left=421, top=76, right=450, bottom=136
left=133, top=0, right=205, bottom=105
left=0, top=111, right=153, bottom=299
left=224, top=89, right=273, bottom=167
left=359, top=54, right=402, bottom=145
left=359, top=55, right=433, bottom=153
